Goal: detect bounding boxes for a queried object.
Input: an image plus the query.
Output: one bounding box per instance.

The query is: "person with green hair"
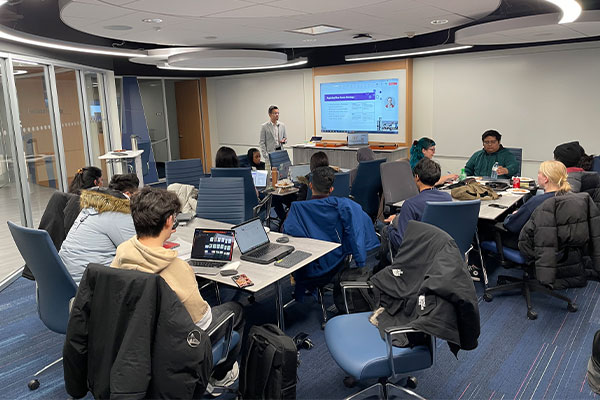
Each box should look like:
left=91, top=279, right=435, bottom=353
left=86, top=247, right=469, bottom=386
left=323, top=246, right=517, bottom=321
left=409, top=137, right=458, bottom=184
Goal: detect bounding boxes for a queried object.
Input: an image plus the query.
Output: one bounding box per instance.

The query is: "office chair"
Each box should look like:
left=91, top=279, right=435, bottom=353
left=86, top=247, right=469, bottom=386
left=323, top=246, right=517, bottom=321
left=350, top=158, right=386, bottom=221
left=480, top=224, right=578, bottom=320
left=593, top=156, right=600, bottom=174
left=380, top=160, right=418, bottom=215
left=268, top=150, right=291, bottom=170
left=325, top=288, right=435, bottom=400
left=207, top=309, right=241, bottom=395
left=196, top=177, right=246, bottom=225
left=306, top=171, right=351, bottom=200
left=7, top=221, right=77, bottom=391
left=210, top=167, right=259, bottom=221
left=237, top=154, right=250, bottom=168
left=166, top=158, right=206, bottom=189
left=505, top=147, right=523, bottom=176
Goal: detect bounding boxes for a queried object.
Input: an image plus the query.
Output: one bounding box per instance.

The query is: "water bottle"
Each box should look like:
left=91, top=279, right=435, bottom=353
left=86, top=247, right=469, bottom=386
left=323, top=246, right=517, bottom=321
left=491, top=162, right=499, bottom=180
left=459, top=168, right=466, bottom=181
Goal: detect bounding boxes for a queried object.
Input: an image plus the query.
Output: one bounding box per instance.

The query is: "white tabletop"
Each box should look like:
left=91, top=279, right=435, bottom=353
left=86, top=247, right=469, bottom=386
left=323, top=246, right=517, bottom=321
left=99, top=150, right=144, bottom=160
left=172, top=218, right=340, bottom=292
left=392, top=191, right=524, bottom=221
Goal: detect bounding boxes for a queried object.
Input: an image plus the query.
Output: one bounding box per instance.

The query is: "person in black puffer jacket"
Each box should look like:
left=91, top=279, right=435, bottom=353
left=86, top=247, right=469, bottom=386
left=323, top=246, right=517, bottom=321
left=518, top=191, right=600, bottom=289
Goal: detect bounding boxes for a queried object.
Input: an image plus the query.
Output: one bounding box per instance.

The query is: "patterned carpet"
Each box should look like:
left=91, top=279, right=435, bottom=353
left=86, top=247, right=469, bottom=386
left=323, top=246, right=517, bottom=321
left=1, top=263, right=599, bottom=399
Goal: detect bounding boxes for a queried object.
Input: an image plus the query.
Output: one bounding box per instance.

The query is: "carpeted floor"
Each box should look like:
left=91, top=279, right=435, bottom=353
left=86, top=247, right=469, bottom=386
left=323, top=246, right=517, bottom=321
left=1, top=259, right=599, bottom=399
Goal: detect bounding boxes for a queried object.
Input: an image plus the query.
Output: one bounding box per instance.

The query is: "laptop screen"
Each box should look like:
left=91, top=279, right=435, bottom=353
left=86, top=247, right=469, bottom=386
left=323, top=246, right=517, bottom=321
left=251, top=170, right=268, bottom=187
left=278, top=162, right=291, bottom=180
left=191, top=229, right=235, bottom=261
left=233, top=218, right=269, bottom=254
left=289, top=164, right=311, bottom=182
left=347, top=133, right=369, bottom=146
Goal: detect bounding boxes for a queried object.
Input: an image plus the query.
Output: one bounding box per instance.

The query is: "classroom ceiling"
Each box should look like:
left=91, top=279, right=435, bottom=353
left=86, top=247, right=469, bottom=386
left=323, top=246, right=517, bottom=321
left=1, top=0, right=600, bottom=76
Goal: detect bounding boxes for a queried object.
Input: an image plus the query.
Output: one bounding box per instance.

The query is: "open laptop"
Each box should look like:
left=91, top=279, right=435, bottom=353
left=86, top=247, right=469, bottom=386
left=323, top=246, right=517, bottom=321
left=233, top=217, right=294, bottom=264
left=347, top=132, right=369, bottom=148
left=188, top=228, right=235, bottom=275
left=251, top=170, right=268, bottom=188
left=289, top=164, right=311, bottom=183
left=278, top=161, right=292, bottom=180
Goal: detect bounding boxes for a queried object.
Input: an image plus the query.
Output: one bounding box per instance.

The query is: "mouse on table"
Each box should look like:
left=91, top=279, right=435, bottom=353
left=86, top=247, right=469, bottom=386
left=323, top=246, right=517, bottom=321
left=276, top=236, right=290, bottom=243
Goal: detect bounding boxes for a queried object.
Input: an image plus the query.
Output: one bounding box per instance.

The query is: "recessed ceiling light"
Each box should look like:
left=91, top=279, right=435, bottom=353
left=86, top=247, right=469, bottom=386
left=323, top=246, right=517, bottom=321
left=430, top=19, right=449, bottom=25
left=545, top=0, right=582, bottom=23
left=104, top=25, right=133, bottom=31
left=142, top=18, right=163, bottom=24
left=291, top=25, right=344, bottom=35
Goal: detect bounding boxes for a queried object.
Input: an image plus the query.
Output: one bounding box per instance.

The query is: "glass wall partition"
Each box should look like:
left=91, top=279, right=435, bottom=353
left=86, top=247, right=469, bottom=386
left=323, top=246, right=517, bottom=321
left=139, top=79, right=170, bottom=162
left=82, top=71, right=110, bottom=180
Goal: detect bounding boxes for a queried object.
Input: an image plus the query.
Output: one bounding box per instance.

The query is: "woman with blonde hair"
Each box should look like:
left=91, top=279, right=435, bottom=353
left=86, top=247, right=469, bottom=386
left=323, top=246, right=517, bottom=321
left=504, top=160, right=570, bottom=233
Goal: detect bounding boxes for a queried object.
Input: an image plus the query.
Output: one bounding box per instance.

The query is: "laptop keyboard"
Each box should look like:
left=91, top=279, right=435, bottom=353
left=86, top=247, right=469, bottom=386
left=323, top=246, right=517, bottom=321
left=189, top=260, right=227, bottom=268
left=250, top=243, right=280, bottom=258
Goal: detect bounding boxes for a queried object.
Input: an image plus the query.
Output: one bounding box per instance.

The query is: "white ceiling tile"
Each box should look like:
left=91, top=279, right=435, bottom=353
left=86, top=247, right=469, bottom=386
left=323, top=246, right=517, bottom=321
left=567, top=21, right=600, bottom=37
left=418, top=0, right=500, bottom=18
left=268, top=0, right=386, bottom=14
left=61, top=2, right=135, bottom=21
left=210, top=5, right=304, bottom=18
left=124, top=0, right=253, bottom=17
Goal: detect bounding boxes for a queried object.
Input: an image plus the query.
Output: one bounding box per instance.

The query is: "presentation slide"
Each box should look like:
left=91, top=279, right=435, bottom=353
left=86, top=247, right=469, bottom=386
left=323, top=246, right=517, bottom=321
left=320, top=78, right=399, bottom=134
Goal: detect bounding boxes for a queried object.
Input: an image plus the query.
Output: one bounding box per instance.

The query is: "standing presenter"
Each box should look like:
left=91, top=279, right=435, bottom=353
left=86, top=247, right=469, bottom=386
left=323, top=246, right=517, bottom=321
left=259, top=105, right=287, bottom=161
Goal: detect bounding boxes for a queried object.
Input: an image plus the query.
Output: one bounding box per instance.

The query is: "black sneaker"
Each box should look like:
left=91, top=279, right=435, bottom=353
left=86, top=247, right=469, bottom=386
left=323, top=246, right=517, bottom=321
left=468, top=265, right=481, bottom=282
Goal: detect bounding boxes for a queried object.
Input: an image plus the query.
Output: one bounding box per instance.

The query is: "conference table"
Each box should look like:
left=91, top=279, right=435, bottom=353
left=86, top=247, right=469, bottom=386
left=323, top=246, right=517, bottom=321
left=172, top=217, right=340, bottom=331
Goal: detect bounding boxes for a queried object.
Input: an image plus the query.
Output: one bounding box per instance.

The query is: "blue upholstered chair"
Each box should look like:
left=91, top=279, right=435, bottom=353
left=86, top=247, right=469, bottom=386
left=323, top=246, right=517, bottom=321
left=306, top=171, right=351, bottom=200
left=505, top=147, right=523, bottom=176
left=237, top=154, right=250, bottom=168
left=421, top=200, right=481, bottom=257
left=481, top=224, right=578, bottom=320
left=325, top=307, right=435, bottom=399
left=196, top=177, right=245, bottom=225
left=210, top=167, right=258, bottom=221
left=166, top=158, right=206, bottom=189
left=268, top=150, right=291, bottom=169
left=350, top=158, right=386, bottom=220
left=207, top=310, right=241, bottom=395
left=7, top=221, right=77, bottom=390
left=592, top=156, right=600, bottom=174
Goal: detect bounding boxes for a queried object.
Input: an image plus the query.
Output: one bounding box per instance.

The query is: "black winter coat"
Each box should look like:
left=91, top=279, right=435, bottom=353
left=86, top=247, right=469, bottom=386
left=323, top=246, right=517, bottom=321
left=369, top=221, right=480, bottom=356
left=518, top=192, right=600, bottom=289
left=63, top=264, right=212, bottom=399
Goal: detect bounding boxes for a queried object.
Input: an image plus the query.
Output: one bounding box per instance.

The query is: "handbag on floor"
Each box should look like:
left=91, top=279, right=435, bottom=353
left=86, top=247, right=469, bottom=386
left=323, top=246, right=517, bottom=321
left=239, top=324, right=298, bottom=399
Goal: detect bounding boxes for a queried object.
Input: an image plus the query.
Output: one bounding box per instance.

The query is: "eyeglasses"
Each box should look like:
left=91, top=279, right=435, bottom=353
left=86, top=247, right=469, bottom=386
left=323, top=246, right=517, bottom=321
left=483, top=140, right=498, bottom=145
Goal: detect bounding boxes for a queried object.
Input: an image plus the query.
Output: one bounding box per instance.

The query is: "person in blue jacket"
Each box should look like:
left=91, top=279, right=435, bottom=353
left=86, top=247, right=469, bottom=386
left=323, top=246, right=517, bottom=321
left=284, top=166, right=379, bottom=299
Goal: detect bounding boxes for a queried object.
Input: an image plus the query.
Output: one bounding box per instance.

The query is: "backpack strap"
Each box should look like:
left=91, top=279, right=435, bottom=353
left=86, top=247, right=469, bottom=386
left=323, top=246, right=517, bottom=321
left=244, top=333, right=277, bottom=398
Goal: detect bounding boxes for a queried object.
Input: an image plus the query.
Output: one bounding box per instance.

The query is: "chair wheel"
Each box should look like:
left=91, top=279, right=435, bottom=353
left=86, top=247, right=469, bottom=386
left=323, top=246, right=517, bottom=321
left=483, top=293, right=493, bottom=302
left=247, top=295, right=256, bottom=304
left=28, top=379, right=40, bottom=390
left=321, top=322, right=326, bottom=330
left=405, top=376, right=418, bottom=389
left=527, top=310, right=538, bottom=320
left=568, top=303, right=578, bottom=312
left=343, top=376, right=357, bottom=388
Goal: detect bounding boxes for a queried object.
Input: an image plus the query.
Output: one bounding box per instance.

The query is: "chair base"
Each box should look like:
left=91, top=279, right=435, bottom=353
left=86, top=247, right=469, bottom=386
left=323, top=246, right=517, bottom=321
left=345, top=377, right=425, bottom=400
left=483, top=272, right=577, bottom=320
left=28, top=357, right=63, bottom=390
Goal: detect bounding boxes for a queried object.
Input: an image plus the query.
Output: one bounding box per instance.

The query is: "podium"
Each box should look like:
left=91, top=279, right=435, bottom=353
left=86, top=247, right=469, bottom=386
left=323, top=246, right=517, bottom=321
left=99, top=150, right=144, bottom=187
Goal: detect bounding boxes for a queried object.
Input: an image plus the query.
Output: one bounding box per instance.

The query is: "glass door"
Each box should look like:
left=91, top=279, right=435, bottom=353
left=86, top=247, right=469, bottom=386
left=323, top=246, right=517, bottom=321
left=10, top=59, right=61, bottom=226
left=81, top=71, right=110, bottom=180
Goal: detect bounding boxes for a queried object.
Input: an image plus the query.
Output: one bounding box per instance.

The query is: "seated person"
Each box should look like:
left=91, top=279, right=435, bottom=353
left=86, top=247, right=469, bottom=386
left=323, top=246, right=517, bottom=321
left=111, top=187, right=244, bottom=393
left=554, top=141, right=600, bottom=192
left=296, top=151, right=330, bottom=201
left=284, top=166, right=379, bottom=299
left=464, top=130, right=519, bottom=179
left=409, top=137, right=458, bottom=184
left=504, top=160, right=571, bottom=235
left=215, top=146, right=239, bottom=168
left=247, top=147, right=265, bottom=170
left=383, top=158, right=452, bottom=254
left=68, top=166, right=103, bottom=194
left=349, top=147, right=375, bottom=187
left=59, top=173, right=139, bottom=285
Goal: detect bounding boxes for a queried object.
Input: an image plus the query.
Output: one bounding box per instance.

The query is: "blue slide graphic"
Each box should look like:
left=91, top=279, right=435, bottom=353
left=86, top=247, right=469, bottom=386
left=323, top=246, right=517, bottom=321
left=320, top=79, right=399, bottom=134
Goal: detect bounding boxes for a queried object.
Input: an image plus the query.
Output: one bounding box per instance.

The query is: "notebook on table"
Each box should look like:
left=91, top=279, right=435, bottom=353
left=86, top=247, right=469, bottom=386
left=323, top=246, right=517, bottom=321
left=188, top=228, right=235, bottom=275
left=232, top=217, right=294, bottom=264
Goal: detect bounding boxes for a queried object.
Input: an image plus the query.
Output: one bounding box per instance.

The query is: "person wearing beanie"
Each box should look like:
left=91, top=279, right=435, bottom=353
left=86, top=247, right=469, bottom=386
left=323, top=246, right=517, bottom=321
left=553, top=141, right=585, bottom=172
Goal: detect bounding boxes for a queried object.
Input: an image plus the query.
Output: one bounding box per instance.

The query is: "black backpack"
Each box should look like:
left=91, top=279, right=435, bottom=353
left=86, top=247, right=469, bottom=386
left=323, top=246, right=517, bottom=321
left=239, top=324, right=298, bottom=399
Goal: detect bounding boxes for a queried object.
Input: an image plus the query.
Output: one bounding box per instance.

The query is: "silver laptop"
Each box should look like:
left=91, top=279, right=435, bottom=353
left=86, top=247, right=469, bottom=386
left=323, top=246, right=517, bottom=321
left=347, top=132, right=369, bottom=148
left=289, top=164, right=311, bottom=182
left=252, top=170, right=268, bottom=188
left=233, top=217, right=294, bottom=264
left=188, top=228, right=235, bottom=275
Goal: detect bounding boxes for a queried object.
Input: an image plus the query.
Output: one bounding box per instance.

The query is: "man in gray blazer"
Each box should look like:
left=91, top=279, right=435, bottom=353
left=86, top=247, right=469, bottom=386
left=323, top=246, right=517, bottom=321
left=259, top=105, right=287, bottom=161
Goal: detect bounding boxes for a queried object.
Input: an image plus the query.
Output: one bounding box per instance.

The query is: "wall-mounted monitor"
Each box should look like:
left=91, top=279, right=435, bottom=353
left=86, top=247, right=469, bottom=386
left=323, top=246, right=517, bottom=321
left=320, top=78, right=399, bottom=134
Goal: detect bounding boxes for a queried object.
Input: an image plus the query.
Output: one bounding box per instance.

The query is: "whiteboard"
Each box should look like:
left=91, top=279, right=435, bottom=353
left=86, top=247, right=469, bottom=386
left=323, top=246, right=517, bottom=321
left=429, top=44, right=600, bottom=161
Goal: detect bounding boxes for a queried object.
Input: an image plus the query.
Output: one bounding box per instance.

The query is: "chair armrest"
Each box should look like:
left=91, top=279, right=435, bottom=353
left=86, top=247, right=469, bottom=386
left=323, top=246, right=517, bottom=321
left=383, top=326, right=435, bottom=380
left=253, top=193, right=272, bottom=219
left=340, top=281, right=373, bottom=314
left=206, top=310, right=235, bottom=365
